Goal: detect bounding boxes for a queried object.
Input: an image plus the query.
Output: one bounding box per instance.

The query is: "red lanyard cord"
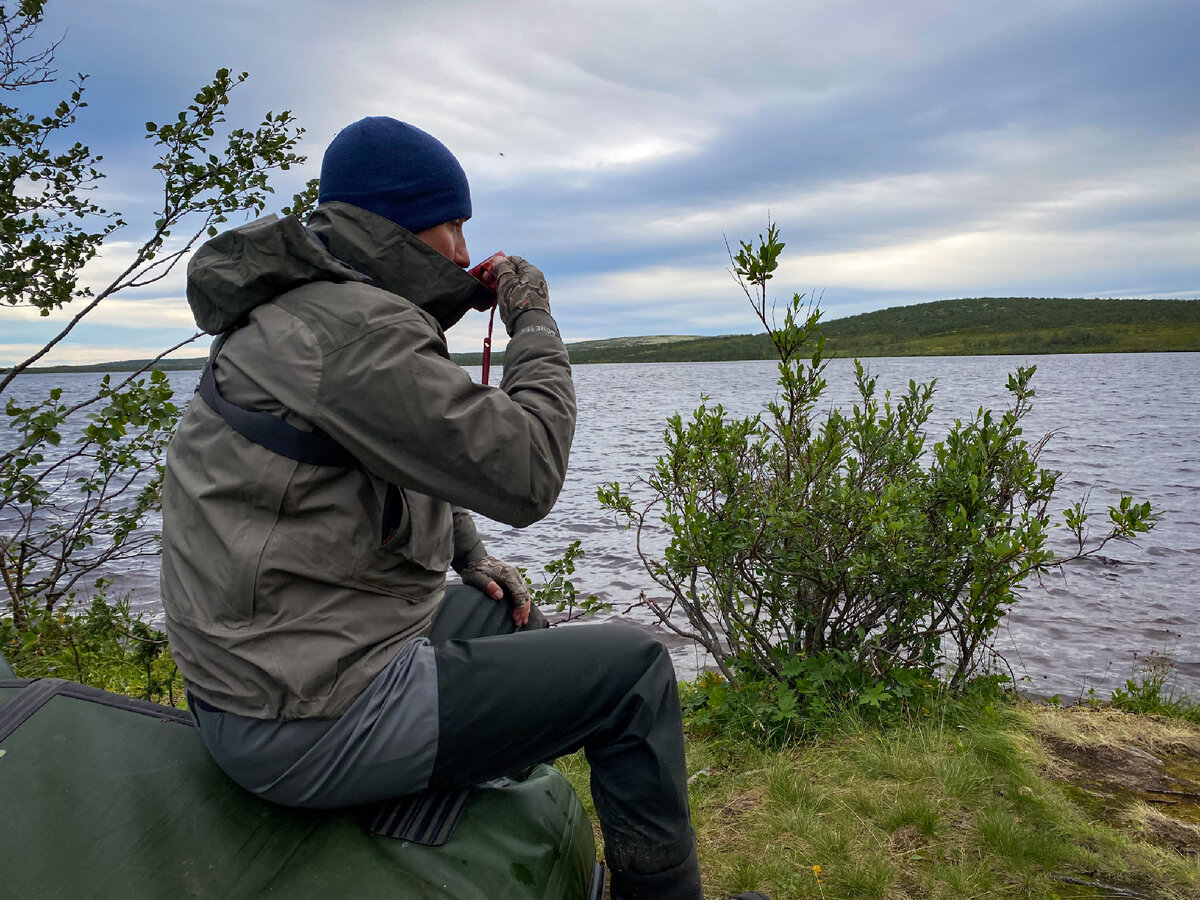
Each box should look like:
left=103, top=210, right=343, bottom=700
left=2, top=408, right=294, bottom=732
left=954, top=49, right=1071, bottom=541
left=481, top=302, right=497, bottom=385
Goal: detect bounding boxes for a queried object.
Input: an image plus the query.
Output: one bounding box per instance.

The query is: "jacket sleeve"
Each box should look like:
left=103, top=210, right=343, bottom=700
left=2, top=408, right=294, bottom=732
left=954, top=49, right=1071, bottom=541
left=451, top=506, right=487, bottom=572
left=311, top=307, right=577, bottom=528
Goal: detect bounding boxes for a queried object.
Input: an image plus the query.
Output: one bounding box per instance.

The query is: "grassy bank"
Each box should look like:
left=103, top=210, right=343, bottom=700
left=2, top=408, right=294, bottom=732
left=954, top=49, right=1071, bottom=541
left=558, top=697, right=1200, bottom=899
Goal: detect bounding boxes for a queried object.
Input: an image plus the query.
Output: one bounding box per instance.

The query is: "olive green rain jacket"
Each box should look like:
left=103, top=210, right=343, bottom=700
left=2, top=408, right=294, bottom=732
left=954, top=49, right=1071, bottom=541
left=160, top=202, right=576, bottom=721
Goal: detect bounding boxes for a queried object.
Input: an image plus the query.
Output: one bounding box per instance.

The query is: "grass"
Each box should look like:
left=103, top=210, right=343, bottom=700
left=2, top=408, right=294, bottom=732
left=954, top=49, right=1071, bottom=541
left=556, top=697, right=1200, bottom=899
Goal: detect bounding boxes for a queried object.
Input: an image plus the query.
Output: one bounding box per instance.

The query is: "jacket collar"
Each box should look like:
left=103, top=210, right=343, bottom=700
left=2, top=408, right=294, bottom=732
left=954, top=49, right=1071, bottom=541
left=306, top=202, right=491, bottom=330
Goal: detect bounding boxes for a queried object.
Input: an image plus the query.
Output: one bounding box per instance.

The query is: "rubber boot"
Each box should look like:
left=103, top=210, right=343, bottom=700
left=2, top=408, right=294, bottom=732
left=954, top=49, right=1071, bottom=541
left=608, top=844, right=703, bottom=900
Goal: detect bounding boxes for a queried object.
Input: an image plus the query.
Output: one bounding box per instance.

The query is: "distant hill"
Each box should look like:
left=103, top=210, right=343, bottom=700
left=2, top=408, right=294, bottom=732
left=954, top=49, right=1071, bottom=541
left=458, top=297, right=1200, bottom=365
left=5, top=356, right=218, bottom=375
left=9, top=297, right=1199, bottom=374
left=818, top=296, right=1200, bottom=358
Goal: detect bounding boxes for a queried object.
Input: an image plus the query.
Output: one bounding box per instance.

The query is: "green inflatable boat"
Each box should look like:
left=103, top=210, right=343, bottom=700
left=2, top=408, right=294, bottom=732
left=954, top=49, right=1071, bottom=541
left=0, top=652, right=603, bottom=899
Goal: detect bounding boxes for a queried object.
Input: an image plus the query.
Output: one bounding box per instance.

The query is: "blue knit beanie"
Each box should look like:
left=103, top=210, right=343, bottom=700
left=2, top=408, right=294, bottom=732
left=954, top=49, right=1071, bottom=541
left=318, top=117, right=471, bottom=234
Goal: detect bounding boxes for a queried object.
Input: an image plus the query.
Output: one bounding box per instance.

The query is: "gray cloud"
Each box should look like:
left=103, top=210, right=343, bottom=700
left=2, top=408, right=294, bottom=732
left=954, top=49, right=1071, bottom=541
left=7, top=0, right=1197, bottom=362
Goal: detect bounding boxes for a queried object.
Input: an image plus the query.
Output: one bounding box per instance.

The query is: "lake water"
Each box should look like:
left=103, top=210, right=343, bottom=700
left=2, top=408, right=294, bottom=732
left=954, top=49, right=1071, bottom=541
left=5, top=353, right=1199, bottom=700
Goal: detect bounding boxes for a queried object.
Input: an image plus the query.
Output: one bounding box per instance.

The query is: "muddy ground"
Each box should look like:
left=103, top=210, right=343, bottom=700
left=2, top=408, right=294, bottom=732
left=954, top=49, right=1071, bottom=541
left=1034, top=706, right=1200, bottom=858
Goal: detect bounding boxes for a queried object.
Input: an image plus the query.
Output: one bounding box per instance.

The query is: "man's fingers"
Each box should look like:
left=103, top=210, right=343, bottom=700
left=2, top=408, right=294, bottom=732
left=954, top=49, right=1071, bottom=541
left=461, top=556, right=533, bottom=614
left=491, top=256, right=517, bottom=282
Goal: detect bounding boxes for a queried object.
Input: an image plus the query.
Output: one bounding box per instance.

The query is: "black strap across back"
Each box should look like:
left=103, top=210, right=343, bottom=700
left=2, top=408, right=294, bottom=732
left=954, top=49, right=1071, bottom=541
left=196, top=331, right=356, bottom=467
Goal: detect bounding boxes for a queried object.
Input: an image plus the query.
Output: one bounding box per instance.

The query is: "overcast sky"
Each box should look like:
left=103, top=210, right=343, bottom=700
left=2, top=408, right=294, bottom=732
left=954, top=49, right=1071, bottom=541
left=3, top=0, right=1198, bottom=365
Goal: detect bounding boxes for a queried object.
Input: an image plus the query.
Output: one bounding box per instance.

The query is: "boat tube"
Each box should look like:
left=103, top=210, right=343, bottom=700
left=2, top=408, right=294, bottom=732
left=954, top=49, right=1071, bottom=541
left=0, top=652, right=603, bottom=899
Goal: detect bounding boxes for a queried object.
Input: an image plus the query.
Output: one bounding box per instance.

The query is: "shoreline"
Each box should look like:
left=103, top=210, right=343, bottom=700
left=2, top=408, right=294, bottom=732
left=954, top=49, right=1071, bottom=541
left=8, top=345, right=1200, bottom=377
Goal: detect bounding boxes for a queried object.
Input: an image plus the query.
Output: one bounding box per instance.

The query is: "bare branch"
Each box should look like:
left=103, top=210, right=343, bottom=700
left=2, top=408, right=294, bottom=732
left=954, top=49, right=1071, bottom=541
left=0, top=5, right=60, bottom=90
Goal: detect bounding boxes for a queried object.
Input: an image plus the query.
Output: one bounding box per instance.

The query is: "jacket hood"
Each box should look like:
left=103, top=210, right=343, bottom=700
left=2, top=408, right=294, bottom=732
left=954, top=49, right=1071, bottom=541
left=186, top=201, right=491, bottom=334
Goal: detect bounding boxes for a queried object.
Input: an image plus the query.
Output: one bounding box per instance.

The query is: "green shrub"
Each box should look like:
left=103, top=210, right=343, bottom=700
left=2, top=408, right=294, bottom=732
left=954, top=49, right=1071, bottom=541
left=524, top=540, right=611, bottom=621
left=600, top=224, right=1158, bottom=739
left=1, top=1, right=312, bottom=706
left=1109, top=650, right=1200, bottom=723
left=1, top=587, right=181, bottom=704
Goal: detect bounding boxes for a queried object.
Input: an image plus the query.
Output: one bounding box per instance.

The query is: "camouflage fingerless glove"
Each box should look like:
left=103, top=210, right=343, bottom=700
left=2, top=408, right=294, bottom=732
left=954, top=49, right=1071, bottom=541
left=459, top=555, right=532, bottom=609
left=492, top=255, right=551, bottom=335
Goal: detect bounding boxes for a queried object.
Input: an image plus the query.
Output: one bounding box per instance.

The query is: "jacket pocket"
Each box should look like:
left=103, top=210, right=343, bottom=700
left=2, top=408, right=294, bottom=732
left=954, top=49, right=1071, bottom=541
left=356, top=486, right=454, bottom=583
left=380, top=483, right=407, bottom=546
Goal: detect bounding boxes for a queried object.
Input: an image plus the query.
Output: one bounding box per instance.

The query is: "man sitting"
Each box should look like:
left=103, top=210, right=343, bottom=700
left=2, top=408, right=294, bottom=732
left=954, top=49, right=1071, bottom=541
left=161, top=116, right=720, bottom=899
